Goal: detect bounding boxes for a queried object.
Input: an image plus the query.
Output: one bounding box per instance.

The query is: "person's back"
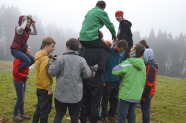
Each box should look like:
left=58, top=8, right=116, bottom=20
left=48, top=38, right=91, bottom=123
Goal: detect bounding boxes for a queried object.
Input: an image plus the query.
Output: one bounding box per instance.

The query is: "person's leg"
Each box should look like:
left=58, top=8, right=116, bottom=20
left=54, top=98, right=67, bottom=123
left=11, top=49, right=32, bottom=71
left=127, top=103, right=137, bottom=123
left=108, top=81, right=120, bottom=117
left=28, top=54, right=35, bottom=66
left=141, top=96, right=152, bottom=123
left=90, top=86, right=103, bottom=123
left=101, top=82, right=112, bottom=119
left=19, top=82, right=26, bottom=115
left=13, top=81, right=25, bottom=116
left=117, top=100, right=130, bottom=123
left=68, top=102, right=80, bottom=123
left=32, top=89, right=52, bottom=123
left=80, top=39, right=111, bottom=53
left=80, top=86, right=91, bottom=123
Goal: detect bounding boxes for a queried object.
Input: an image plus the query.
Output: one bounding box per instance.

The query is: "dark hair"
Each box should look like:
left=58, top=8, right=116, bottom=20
left=139, top=40, right=147, bottom=47
left=96, top=0, right=106, bottom=9
left=66, top=38, right=79, bottom=51
left=117, top=40, right=128, bottom=49
left=42, top=37, right=56, bottom=49
left=135, top=44, right=145, bottom=57
left=21, top=44, right=28, bottom=53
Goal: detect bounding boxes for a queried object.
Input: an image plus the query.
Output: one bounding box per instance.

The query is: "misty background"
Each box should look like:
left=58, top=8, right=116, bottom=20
left=0, top=0, right=186, bottom=78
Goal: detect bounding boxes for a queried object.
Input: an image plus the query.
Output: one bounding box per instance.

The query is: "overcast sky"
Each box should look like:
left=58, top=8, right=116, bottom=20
left=1, top=0, right=186, bottom=40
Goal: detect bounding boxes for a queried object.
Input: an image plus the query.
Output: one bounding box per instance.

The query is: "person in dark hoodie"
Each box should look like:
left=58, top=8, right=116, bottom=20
left=10, top=15, right=37, bottom=72
left=115, top=10, right=133, bottom=59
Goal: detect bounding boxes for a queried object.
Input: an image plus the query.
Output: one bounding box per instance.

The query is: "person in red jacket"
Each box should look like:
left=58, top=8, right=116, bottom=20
left=13, top=44, right=32, bottom=122
left=141, top=46, right=158, bottom=123
left=10, top=15, right=37, bottom=72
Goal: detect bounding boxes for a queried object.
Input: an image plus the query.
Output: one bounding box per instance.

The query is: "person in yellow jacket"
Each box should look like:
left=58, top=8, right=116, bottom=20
left=32, top=37, right=56, bottom=123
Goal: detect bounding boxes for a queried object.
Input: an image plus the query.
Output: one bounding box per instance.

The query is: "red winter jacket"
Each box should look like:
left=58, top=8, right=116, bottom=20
left=10, top=16, right=31, bottom=50
left=141, top=60, right=158, bottom=101
left=13, top=58, right=29, bottom=81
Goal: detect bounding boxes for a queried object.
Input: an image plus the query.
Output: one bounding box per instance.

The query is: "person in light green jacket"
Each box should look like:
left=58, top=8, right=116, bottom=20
left=112, top=44, right=146, bottom=123
left=79, top=0, right=116, bottom=53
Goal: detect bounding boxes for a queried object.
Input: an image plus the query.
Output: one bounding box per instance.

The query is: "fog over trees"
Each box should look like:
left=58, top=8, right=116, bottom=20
left=0, top=5, right=185, bottom=78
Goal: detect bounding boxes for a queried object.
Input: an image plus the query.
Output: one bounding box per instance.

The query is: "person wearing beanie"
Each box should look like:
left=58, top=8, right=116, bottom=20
left=115, top=10, right=133, bottom=59
left=10, top=15, right=37, bottom=72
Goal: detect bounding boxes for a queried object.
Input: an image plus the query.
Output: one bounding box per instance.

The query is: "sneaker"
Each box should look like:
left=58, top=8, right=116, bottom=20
left=102, top=118, right=108, bottom=123
left=108, top=116, right=117, bottom=123
left=13, top=115, right=23, bottom=122
left=20, top=114, right=31, bottom=120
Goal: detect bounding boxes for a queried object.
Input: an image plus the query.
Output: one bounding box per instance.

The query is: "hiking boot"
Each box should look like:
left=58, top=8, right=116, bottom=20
left=20, top=114, right=31, bottom=120
left=102, top=118, right=108, bottom=123
left=13, top=115, right=23, bottom=122
left=108, top=116, right=117, bottom=123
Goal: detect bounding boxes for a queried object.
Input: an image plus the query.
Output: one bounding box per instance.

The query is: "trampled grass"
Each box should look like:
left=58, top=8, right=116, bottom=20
left=0, top=69, right=186, bottom=123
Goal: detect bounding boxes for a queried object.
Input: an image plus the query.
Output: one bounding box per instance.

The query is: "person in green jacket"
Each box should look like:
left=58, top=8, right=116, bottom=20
left=79, top=0, right=116, bottom=53
left=112, top=44, right=146, bottom=123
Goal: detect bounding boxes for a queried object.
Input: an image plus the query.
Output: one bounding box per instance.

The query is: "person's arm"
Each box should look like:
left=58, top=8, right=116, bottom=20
left=112, top=62, right=132, bottom=76
left=48, top=57, right=61, bottom=77
left=81, top=58, right=91, bottom=79
left=13, top=59, right=28, bottom=79
left=141, top=64, right=157, bottom=101
left=30, top=22, right=37, bottom=35
left=16, top=20, right=27, bottom=35
left=100, top=11, right=116, bottom=40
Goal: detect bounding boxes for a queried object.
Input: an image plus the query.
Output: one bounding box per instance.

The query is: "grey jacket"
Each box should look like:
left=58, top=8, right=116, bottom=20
left=48, top=50, right=91, bottom=103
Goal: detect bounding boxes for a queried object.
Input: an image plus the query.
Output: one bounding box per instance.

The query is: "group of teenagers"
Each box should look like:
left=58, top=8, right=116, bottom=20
left=10, top=0, right=158, bottom=123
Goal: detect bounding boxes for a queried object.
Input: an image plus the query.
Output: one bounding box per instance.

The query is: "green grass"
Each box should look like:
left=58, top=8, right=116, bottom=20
left=0, top=60, right=13, bottom=71
left=0, top=69, right=186, bottom=123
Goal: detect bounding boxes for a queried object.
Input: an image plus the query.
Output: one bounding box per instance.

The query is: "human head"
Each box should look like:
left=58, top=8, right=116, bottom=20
left=105, top=40, right=112, bottom=47
left=114, top=40, right=128, bottom=53
left=144, top=49, right=154, bottom=64
left=115, top=10, right=123, bottom=22
left=130, top=44, right=145, bottom=57
left=42, top=37, right=56, bottom=53
left=21, top=44, right=31, bottom=55
left=66, top=38, right=79, bottom=51
left=96, top=0, right=106, bottom=10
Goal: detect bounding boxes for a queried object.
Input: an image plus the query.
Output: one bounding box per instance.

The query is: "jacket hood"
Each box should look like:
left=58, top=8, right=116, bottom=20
left=123, top=19, right=132, bottom=27
left=35, top=50, right=48, bottom=61
left=18, top=16, right=25, bottom=26
left=128, top=56, right=145, bottom=70
left=144, top=48, right=154, bottom=64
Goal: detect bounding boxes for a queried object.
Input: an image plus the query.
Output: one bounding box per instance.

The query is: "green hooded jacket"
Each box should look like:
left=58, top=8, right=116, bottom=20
left=112, top=56, right=146, bottom=103
left=79, top=6, right=116, bottom=41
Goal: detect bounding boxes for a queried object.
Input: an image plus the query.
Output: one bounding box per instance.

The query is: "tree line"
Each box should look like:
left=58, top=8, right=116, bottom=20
left=0, top=5, right=185, bottom=78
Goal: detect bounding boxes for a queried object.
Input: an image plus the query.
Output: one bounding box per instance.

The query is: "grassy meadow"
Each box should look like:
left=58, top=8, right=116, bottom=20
left=0, top=60, right=186, bottom=123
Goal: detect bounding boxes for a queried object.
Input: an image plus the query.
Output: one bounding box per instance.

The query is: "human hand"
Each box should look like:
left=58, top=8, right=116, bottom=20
left=53, top=55, right=59, bottom=61
left=48, top=88, right=53, bottom=95
left=23, top=16, right=27, bottom=21
left=103, top=83, right=106, bottom=86
left=112, top=39, right=117, bottom=45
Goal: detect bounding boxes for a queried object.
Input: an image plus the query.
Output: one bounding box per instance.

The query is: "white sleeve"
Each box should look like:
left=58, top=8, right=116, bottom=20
left=30, top=24, right=37, bottom=35
left=16, top=20, right=27, bottom=35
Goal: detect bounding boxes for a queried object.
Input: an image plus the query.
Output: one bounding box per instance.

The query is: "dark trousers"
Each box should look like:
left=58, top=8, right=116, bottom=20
left=32, top=89, right=52, bottom=123
left=54, top=98, right=80, bottom=123
left=13, top=81, right=26, bottom=116
left=101, top=81, right=120, bottom=118
left=141, top=96, right=152, bottom=123
left=11, top=49, right=35, bottom=71
left=80, top=38, right=111, bottom=53
left=80, top=81, right=103, bottom=123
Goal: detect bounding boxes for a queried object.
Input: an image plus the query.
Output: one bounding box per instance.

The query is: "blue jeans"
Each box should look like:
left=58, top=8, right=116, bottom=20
left=13, top=80, right=26, bottom=116
left=11, top=49, right=35, bottom=71
left=141, top=96, right=152, bottom=123
left=117, top=99, right=137, bottom=123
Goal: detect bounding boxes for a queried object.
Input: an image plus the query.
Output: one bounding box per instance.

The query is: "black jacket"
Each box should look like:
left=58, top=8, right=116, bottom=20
left=117, top=19, right=133, bottom=49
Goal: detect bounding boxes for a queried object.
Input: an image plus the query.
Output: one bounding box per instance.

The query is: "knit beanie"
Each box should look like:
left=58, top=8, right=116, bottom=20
left=115, top=10, right=124, bottom=18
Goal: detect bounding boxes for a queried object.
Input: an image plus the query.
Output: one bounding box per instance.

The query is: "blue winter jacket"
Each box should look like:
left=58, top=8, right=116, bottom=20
left=102, top=46, right=125, bottom=82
